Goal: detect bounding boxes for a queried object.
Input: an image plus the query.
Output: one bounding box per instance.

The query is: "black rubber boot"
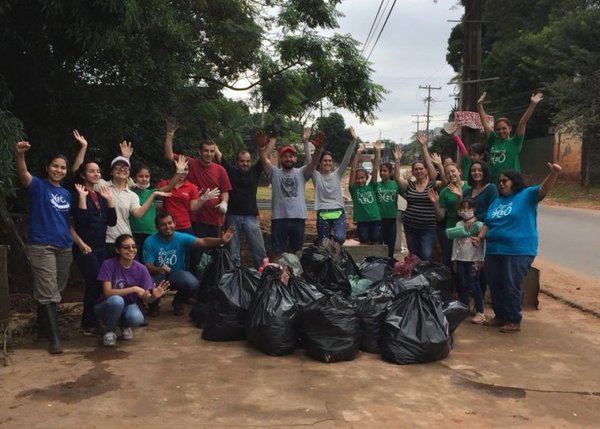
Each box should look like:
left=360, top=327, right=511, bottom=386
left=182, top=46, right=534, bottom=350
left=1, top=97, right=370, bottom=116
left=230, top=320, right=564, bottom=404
left=37, top=304, right=48, bottom=340
left=43, top=303, right=63, bottom=354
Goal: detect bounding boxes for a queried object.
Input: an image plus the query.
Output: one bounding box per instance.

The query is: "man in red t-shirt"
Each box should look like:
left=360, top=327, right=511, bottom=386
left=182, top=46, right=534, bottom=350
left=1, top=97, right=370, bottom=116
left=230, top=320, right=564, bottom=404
left=163, top=118, right=232, bottom=269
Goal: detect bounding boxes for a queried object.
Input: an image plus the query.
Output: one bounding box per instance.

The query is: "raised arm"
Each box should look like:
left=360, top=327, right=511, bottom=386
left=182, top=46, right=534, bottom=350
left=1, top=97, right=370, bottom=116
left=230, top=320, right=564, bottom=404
left=302, top=127, right=312, bottom=165
left=349, top=144, right=364, bottom=189
left=258, top=132, right=276, bottom=174
left=193, top=226, right=234, bottom=248
left=164, top=116, right=179, bottom=161
left=477, top=92, right=493, bottom=137
left=305, top=131, right=325, bottom=178
left=416, top=132, right=438, bottom=182
left=158, top=156, right=188, bottom=193
left=517, top=92, right=543, bottom=136
left=427, top=188, right=446, bottom=221
left=15, top=141, right=33, bottom=187
left=72, top=130, right=88, bottom=173
left=449, top=122, right=467, bottom=156
left=538, top=162, right=561, bottom=201
left=372, top=140, right=381, bottom=183
left=430, top=152, right=447, bottom=189
left=131, top=190, right=172, bottom=218
left=393, top=145, right=408, bottom=191
left=337, top=126, right=357, bottom=177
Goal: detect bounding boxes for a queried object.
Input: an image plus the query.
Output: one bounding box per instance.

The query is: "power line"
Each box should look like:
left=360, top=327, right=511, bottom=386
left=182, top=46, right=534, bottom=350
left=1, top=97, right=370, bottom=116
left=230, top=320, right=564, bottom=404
left=419, top=84, right=442, bottom=139
left=360, top=0, right=386, bottom=55
left=366, top=0, right=397, bottom=61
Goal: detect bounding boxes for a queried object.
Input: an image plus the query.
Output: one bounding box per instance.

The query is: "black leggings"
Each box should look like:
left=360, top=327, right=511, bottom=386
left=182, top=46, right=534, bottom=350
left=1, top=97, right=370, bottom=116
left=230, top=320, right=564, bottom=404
left=379, top=218, right=397, bottom=258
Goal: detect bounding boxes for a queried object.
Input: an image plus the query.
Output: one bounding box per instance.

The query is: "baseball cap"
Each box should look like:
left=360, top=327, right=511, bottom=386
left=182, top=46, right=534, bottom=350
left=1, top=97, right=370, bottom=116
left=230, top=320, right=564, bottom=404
left=110, top=156, right=131, bottom=168
left=278, top=144, right=297, bottom=157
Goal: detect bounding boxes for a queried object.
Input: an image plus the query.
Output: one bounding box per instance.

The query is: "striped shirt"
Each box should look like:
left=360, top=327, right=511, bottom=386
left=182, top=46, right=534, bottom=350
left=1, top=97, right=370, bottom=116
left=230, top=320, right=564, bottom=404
left=404, top=180, right=437, bottom=229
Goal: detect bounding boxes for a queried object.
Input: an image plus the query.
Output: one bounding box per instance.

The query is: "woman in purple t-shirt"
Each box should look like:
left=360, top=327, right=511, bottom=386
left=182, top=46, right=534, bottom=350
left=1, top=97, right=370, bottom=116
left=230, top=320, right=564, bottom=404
left=96, top=234, right=169, bottom=347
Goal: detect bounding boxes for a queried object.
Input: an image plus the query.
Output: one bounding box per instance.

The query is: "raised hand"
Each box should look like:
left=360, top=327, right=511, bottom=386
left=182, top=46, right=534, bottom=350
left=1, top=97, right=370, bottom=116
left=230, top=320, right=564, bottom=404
left=373, top=140, right=382, bottom=152
left=416, top=132, right=428, bottom=146
left=449, top=121, right=459, bottom=135
left=74, top=183, right=88, bottom=197
left=175, top=155, right=188, bottom=174
left=98, top=186, right=114, bottom=205
left=430, top=152, right=442, bottom=165
left=302, top=127, right=311, bottom=142
left=120, top=140, right=133, bottom=158
left=357, top=143, right=365, bottom=154
left=221, top=226, right=235, bottom=244
left=152, top=280, right=170, bottom=299
left=15, top=141, right=31, bottom=153
left=448, top=183, right=463, bottom=198
left=477, top=91, right=487, bottom=104
left=312, top=131, right=326, bottom=150
left=166, top=116, right=179, bottom=134
left=200, top=187, right=221, bottom=201
left=393, top=145, right=403, bottom=162
left=256, top=130, right=268, bottom=148
left=349, top=126, right=356, bottom=140
left=73, top=130, right=88, bottom=147
left=427, top=188, right=439, bottom=204
left=548, top=162, right=562, bottom=174
left=531, top=92, right=544, bottom=104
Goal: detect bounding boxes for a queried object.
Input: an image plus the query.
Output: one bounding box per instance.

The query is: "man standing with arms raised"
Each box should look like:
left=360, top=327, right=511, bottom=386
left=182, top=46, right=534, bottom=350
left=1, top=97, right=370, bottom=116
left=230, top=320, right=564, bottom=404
left=259, top=128, right=323, bottom=258
left=164, top=118, right=232, bottom=271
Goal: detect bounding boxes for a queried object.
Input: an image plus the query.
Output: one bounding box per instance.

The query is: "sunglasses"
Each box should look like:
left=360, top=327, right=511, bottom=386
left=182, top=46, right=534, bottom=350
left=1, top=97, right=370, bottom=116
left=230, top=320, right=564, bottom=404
left=120, top=244, right=137, bottom=250
left=498, top=178, right=510, bottom=184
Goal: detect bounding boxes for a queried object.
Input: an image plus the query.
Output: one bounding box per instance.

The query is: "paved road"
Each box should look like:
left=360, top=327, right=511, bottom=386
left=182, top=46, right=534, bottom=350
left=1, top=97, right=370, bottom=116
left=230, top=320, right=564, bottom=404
left=538, top=205, right=600, bottom=278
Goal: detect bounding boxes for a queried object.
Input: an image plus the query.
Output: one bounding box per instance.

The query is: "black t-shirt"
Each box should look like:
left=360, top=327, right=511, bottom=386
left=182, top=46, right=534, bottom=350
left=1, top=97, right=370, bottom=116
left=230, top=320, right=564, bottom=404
left=221, top=159, right=263, bottom=216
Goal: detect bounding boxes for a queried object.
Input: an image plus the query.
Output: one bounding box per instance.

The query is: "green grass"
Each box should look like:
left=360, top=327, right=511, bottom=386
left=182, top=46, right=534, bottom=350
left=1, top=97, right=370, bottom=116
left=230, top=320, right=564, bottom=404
left=545, top=180, right=600, bottom=209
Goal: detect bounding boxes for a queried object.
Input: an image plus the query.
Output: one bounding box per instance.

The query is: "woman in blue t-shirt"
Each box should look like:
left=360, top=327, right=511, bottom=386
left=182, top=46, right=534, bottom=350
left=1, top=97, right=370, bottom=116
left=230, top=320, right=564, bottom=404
left=474, top=163, right=562, bottom=333
left=15, top=141, right=73, bottom=354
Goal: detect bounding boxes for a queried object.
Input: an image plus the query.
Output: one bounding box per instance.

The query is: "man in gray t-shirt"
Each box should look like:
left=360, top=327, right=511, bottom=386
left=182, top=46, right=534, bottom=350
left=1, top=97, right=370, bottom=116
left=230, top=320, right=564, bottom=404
left=259, top=130, right=322, bottom=257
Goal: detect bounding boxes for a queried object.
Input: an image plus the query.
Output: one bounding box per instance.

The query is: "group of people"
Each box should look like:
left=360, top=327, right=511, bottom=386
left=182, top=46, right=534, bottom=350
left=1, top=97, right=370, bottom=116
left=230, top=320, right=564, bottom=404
left=17, top=91, right=560, bottom=355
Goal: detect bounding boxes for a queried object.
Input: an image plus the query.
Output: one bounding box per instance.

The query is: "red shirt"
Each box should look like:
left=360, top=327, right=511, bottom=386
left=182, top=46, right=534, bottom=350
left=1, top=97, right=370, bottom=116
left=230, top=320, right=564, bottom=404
left=184, top=158, right=232, bottom=226
left=157, top=179, right=199, bottom=230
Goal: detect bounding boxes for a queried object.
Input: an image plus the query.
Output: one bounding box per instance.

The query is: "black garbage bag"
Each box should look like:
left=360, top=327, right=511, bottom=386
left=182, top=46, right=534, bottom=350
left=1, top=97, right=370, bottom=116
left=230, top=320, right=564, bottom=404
left=288, top=273, right=324, bottom=311
left=366, top=276, right=409, bottom=299
left=359, top=256, right=395, bottom=282
left=412, top=261, right=454, bottom=302
left=201, top=267, right=260, bottom=341
left=442, top=300, right=470, bottom=335
left=300, top=294, right=361, bottom=363
left=356, top=294, right=394, bottom=354
left=381, top=277, right=451, bottom=364
left=338, top=248, right=361, bottom=278
left=246, top=266, right=299, bottom=356
left=300, top=246, right=351, bottom=297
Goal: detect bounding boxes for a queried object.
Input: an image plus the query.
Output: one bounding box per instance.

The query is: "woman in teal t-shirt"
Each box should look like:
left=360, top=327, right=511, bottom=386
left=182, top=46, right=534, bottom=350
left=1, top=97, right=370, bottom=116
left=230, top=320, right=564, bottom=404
left=477, top=91, right=543, bottom=183
left=372, top=140, right=400, bottom=258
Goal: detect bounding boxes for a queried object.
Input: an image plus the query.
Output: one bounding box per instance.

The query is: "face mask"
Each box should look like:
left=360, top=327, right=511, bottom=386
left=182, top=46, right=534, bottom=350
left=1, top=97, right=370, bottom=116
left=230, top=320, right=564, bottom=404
left=134, top=182, right=150, bottom=190
left=459, top=210, right=474, bottom=220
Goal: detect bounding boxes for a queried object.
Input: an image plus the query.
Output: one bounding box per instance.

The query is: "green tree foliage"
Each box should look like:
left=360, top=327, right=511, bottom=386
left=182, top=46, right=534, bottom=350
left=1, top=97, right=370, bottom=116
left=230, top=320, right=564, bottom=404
left=314, top=112, right=349, bottom=162
left=0, top=0, right=385, bottom=186
left=447, top=0, right=600, bottom=136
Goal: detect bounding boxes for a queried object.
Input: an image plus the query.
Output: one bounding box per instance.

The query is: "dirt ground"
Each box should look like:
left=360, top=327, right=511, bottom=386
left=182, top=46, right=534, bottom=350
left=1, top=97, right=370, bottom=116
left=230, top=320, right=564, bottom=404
left=1, top=258, right=600, bottom=429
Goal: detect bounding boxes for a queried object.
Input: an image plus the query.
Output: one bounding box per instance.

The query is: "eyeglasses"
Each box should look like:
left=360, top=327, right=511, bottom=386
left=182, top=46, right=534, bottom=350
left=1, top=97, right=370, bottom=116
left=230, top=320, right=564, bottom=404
left=113, top=165, right=130, bottom=172
left=120, top=244, right=137, bottom=250
left=498, top=178, right=510, bottom=184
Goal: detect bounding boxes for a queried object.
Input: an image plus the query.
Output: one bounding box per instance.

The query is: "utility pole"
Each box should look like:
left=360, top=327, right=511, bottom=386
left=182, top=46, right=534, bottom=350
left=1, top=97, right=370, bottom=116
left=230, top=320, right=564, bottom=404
left=419, top=84, right=442, bottom=140
left=460, top=0, right=482, bottom=148
left=411, top=114, right=422, bottom=132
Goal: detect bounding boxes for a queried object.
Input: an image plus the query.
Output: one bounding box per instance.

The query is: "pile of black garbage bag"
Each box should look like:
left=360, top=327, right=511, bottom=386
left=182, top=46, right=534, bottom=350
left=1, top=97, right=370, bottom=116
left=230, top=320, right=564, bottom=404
left=194, top=245, right=469, bottom=365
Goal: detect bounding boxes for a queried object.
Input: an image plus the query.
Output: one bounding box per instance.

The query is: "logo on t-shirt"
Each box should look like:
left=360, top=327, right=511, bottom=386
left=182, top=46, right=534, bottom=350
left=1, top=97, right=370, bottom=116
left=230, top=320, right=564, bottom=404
left=281, top=176, right=298, bottom=197
left=490, top=202, right=513, bottom=219
left=115, top=279, right=127, bottom=290
left=50, top=193, right=70, bottom=211
left=490, top=148, right=506, bottom=165
left=157, top=248, right=178, bottom=267
left=357, top=189, right=375, bottom=204
left=377, top=189, right=396, bottom=203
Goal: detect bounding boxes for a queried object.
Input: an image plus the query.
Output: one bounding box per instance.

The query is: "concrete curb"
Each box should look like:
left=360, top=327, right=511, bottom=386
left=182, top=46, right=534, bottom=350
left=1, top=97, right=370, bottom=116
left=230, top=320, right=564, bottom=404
left=540, top=288, right=600, bottom=319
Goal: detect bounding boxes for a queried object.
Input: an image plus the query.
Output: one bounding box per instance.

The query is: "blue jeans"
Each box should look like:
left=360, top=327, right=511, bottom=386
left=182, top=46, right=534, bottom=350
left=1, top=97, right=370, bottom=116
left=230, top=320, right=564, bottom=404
left=271, top=218, right=305, bottom=256
left=153, top=270, right=199, bottom=308
left=94, top=296, right=145, bottom=333
left=485, top=254, right=535, bottom=323
left=73, top=247, right=105, bottom=329
left=456, top=261, right=484, bottom=313
left=316, top=210, right=346, bottom=244
left=403, top=225, right=436, bottom=261
left=357, top=221, right=381, bottom=244
left=226, top=214, right=267, bottom=268
left=440, top=231, right=453, bottom=269
left=379, top=218, right=397, bottom=258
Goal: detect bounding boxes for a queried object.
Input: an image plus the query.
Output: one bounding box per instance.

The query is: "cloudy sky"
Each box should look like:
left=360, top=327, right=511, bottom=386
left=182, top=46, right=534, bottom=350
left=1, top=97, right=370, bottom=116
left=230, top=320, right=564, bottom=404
left=332, top=0, right=463, bottom=144
left=226, top=0, right=463, bottom=145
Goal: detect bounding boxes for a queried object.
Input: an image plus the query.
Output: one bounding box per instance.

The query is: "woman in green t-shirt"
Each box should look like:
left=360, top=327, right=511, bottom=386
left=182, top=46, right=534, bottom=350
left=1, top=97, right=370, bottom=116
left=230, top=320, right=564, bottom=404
left=477, top=91, right=543, bottom=183
left=372, top=140, right=400, bottom=258
left=349, top=144, right=381, bottom=244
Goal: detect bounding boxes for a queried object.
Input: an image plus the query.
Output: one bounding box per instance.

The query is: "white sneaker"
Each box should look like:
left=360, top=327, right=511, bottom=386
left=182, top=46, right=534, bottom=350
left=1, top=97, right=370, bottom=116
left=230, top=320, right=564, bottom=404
left=103, top=332, right=117, bottom=347
left=121, top=327, right=133, bottom=340
left=471, top=313, right=486, bottom=325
